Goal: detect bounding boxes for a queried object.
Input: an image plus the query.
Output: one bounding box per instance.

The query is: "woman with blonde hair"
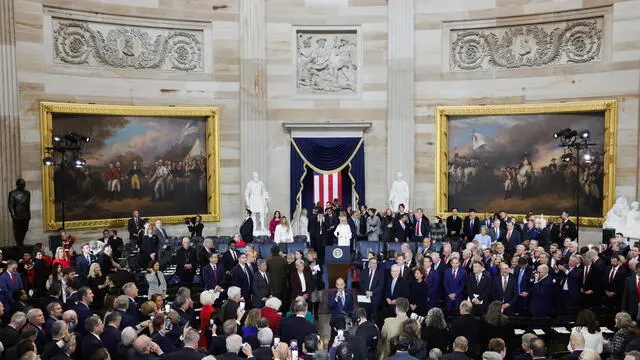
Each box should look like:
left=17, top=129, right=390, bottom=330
left=334, top=212, right=352, bottom=247
left=473, top=225, right=492, bottom=250
left=274, top=216, right=294, bottom=243
left=88, top=263, right=111, bottom=308
left=199, top=290, right=216, bottom=348
left=603, top=312, right=635, bottom=360
left=242, top=308, right=261, bottom=340
left=52, top=247, right=71, bottom=268
left=140, top=300, right=158, bottom=321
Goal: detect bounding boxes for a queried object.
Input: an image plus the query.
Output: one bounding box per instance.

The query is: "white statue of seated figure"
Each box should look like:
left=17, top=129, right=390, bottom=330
left=603, top=196, right=630, bottom=231
left=624, top=201, right=640, bottom=239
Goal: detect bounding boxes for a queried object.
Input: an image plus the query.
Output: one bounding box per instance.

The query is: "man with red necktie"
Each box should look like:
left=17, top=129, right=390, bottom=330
left=0, top=260, right=23, bottom=310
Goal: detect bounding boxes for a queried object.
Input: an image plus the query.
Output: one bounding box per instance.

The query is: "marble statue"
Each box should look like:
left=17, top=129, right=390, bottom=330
left=245, top=172, right=270, bottom=235
left=8, top=178, right=31, bottom=248
left=603, top=196, right=630, bottom=231
left=291, top=208, right=310, bottom=242
left=625, top=201, right=640, bottom=239
left=388, top=172, right=410, bottom=212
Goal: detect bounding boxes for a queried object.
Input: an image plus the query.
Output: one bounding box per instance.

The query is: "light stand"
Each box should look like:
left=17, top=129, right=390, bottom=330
left=554, top=128, right=596, bottom=241
left=42, top=132, right=90, bottom=229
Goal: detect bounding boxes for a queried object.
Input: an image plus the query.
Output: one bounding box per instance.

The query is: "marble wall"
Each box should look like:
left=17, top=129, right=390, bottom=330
left=1, top=0, right=638, bottom=245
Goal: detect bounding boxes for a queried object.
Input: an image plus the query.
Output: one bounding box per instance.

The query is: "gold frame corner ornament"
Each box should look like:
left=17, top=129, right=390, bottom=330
left=39, top=102, right=221, bottom=232
left=434, top=100, right=618, bottom=227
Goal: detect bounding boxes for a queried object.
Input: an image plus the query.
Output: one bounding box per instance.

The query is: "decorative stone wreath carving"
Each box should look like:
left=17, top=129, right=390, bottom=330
left=449, top=18, right=603, bottom=71
left=53, top=21, right=203, bottom=71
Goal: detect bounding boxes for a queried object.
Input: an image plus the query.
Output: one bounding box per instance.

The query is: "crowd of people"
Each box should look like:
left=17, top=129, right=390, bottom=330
left=3, top=203, right=640, bottom=360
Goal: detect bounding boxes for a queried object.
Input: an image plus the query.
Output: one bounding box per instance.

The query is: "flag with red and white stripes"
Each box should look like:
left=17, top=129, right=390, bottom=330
left=313, top=172, right=342, bottom=207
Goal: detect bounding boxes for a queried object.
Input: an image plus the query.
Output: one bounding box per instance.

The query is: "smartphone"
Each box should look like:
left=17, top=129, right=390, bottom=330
left=69, top=320, right=75, bottom=331
left=239, top=301, right=245, bottom=311
left=164, top=317, right=172, bottom=331
left=165, top=304, right=171, bottom=313
left=273, top=337, right=280, bottom=348
left=150, top=315, right=155, bottom=321
left=337, top=330, right=344, bottom=341
left=210, top=318, right=215, bottom=330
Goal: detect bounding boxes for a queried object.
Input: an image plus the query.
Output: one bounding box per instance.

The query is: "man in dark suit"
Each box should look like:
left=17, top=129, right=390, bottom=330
left=604, top=256, right=627, bottom=313
left=622, top=262, right=640, bottom=319
left=465, top=261, right=491, bottom=314
left=446, top=208, right=463, bottom=238
left=127, top=209, right=144, bottom=242
left=0, top=311, right=25, bottom=349
left=491, top=263, right=518, bottom=315
left=559, top=211, right=577, bottom=240
left=462, top=209, right=481, bottom=241
left=308, top=208, right=324, bottom=263
left=106, top=229, right=124, bottom=260
left=328, top=277, right=355, bottom=318
left=231, top=253, right=253, bottom=303
left=253, top=328, right=275, bottom=360
left=505, top=222, right=522, bottom=253
left=122, top=282, right=140, bottom=323
left=251, top=259, right=271, bottom=308
left=561, top=332, right=585, bottom=360
left=354, top=308, right=380, bottom=360
left=558, top=255, right=581, bottom=311
left=450, top=301, right=480, bottom=350
left=441, top=336, right=472, bottom=360
left=162, top=328, right=207, bottom=360
left=266, top=246, right=286, bottom=302
left=115, top=296, right=135, bottom=330
left=239, top=209, right=254, bottom=244
left=202, top=253, right=226, bottom=291
left=423, top=256, right=441, bottom=309
left=529, top=265, right=555, bottom=318
left=395, top=254, right=411, bottom=280
left=25, top=308, right=48, bottom=354
left=387, top=334, right=420, bottom=360
left=385, top=265, right=410, bottom=308
left=73, top=287, right=94, bottom=337
left=528, top=338, right=548, bottom=360
left=101, top=311, right=122, bottom=359
left=444, top=258, right=466, bottom=312
left=75, top=243, right=96, bottom=286
left=411, top=209, right=430, bottom=243
left=209, top=319, right=237, bottom=355
left=278, top=300, right=318, bottom=346
left=323, top=207, right=338, bottom=246
left=580, top=250, right=602, bottom=308
left=216, top=334, right=255, bottom=360
left=45, top=301, right=63, bottom=338
left=174, top=237, right=198, bottom=283
left=393, top=215, right=410, bottom=242
left=513, top=257, right=532, bottom=315
left=81, top=316, right=105, bottom=360
left=489, top=219, right=505, bottom=244
left=222, top=240, right=240, bottom=274
left=197, top=238, right=217, bottom=274
left=360, top=258, right=384, bottom=322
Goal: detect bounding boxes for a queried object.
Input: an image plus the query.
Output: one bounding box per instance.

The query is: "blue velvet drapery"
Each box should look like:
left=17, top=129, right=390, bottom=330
left=290, top=137, right=365, bottom=216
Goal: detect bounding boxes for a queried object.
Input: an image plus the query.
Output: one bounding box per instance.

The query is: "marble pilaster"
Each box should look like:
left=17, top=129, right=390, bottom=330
left=0, top=0, right=22, bottom=247
left=387, top=0, right=415, bottom=209
left=239, top=0, right=268, bottom=215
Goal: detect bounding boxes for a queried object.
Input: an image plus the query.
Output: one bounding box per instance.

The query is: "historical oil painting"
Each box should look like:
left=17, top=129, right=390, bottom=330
left=295, top=28, right=359, bottom=95
left=435, top=101, right=617, bottom=225
left=40, top=103, right=220, bottom=230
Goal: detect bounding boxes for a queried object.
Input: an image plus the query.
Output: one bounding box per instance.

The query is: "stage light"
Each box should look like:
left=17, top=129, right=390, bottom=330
left=583, top=152, right=593, bottom=164
left=554, top=128, right=572, bottom=139
left=65, top=132, right=90, bottom=143
left=561, top=153, right=573, bottom=163
left=580, top=130, right=591, bottom=140
left=73, top=157, right=86, bottom=168
left=43, top=157, right=55, bottom=166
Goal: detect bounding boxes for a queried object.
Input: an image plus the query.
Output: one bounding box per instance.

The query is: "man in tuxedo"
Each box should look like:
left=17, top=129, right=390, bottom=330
left=423, top=256, right=441, bottom=309
left=222, top=240, right=239, bottom=273
left=463, top=209, right=481, bottom=241
left=202, top=253, right=226, bottom=291
left=251, top=259, right=271, bottom=308
left=604, top=255, right=627, bottom=313
left=278, top=300, right=317, bottom=346
left=75, top=244, right=96, bottom=286
left=465, top=261, right=491, bottom=314
left=412, top=209, right=430, bottom=243
left=328, top=277, right=354, bottom=318
left=529, top=265, right=554, bottom=318
left=558, top=255, right=581, bottom=311
left=81, top=316, right=105, bottom=360
left=239, top=209, right=254, bottom=244
left=580, top=250, right=602, bottom=308
left=491, top=263, right=518, bottom=315
left=446, top=208, right=463, bottom=238
left=127, top=209, right=144, bottom=243
left=559, top=211, right=577, bottom=241
left=231, top=253, right=253, bottom=303
left=622, top=262, right=640, bottom=319
left=444, top=258, right=466, bottom=312
left=360, top=258, right=384, bottom=322
left=174, top=237, right=198, bottom=283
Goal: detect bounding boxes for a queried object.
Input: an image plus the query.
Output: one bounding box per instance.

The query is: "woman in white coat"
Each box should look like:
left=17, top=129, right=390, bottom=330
left=366, top=208, right=381, bottom=241
left=334, top=212, right=352, bottom=247
left=274, top=216, right=294, bottom=243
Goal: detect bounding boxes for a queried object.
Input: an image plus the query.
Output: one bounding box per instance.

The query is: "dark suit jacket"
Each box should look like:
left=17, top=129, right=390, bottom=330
left=74, top=302, right=94, bottom=336
left=128, top=217, right=144, bottom=240
left=513, top=266, right=532, bottom=294
left=197, top=247, right=215, bottom=269
left=622, top=275, right=640, bottom=319
left=162, top=347, right=207, bottom=360
left=530, top=276, right=554, bottom=317
left=254, top=346, right=273, bottom=360
left=239, top=218, right=254, bottom=243
left=449, top=315, right=481, bottom=348
left=386, top=352, right=418, bottom=360
left=223, top=250, right=239, bottom=272
left=327, top=289, right=355, bottom=316
left=462, top=216, right=481, bottom=240
left=424, top=269, right=441, bottom=308
left=561, top=350, right=583, bottom=360
left=385, top=276, right=410, bottom=301
left=360, top=268, right=384, bottom=306
left=202, top=263, right=226, bottom=290
left=127, top=297, right=140, bottom=323
left=251, top=271, right=271, bottom=308
left=393, top=220, right=410, bottom=242
left=101, top=325, right=121, bottom=359
left=412, top=216, right=431, bottom=238
left=290, top=270, right=314, bottom=298
left=216, top=352, right=244, bottom=360
left=560, top=220, right=577, bottom=240
left=604, top=266, right=627, bottom=295
left=506, top=230, right=523, bottom=249
left=267, top=256, right=287, bottom=296
left=231, top=264, right=253, bottom=300
left=441, top=351, right=472, bottom=360
left=446, top=216, right=463, bottom=237
left=208, top=335, right=228, bottom=356
left=560, top=266, right=582, bottom=301
left=117, top=309, right=135, bottom=330
left=464, top=271, right=492, bottom=309
left=278, top=315, right=318, bottom=346
left=188, top=222, right=204, bottom=238
left=81, top=334, right=106, bottom=360
left=444, top=268, right=466, bottom=298
left=75, top=254, right=96, bottom=282
left=491, top=274, right=518, bottom=306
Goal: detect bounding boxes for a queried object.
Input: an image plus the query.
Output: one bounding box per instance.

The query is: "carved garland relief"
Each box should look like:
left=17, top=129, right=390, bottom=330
left=295, top=29, right=359, bottom=95
left=449, top=18, right=603, bottom=71
left=52, top=20, right=203, bottom=71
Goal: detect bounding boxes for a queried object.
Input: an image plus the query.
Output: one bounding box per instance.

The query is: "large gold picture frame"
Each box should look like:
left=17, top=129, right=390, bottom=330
left=40, top=102, right=220, bottom=231
left=435, top=100, right=617, bottom=227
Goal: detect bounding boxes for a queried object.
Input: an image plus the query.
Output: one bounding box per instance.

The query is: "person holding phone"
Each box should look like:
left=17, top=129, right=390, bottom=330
left=150, top=313, right=176, bottom=354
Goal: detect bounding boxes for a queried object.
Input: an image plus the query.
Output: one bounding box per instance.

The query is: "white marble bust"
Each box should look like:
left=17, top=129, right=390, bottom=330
left=389, top=171, right=410, bottom=212
left=603, top=196, right=630, bottom=231
left=244, top=172, right=269, bottom=233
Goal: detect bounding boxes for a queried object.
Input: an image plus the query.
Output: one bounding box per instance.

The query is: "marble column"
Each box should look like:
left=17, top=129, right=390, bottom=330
left=0, top=0, right=22, bottom=247
left=239, top=0, right=268, bottom=214
left=387, top=0, right=415, bottom=209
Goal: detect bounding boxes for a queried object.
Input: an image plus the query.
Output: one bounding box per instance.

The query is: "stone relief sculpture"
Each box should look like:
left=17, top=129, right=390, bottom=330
left=52, top=20, right=203, bottom=71
left=625, top=201, right=640, bottom=239
left=296, top=30, right=358, bottom=95
left=603, top=196, right=630, bottom=231
left=449, top=18, right=603, bottom=71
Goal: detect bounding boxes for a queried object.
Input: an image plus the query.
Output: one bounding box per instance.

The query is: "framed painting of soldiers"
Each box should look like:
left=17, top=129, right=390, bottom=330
left=39, top=102, right=220, bottom=231
left=435, top=100, right=617, bottom=226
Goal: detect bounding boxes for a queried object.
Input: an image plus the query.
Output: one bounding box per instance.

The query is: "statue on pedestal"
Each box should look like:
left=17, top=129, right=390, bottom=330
left=244, top=172, right=270, bottom=235
left=388, top=171, right=409, bottom=212
left=8, top=178, right=31, bottom=248
left=603, top=196, right=630, bottom=232
left=624, top=201, right=640, bottom=239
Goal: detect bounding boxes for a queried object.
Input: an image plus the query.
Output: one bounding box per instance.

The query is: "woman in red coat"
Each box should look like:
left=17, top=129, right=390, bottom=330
left=198, top=290, right=216, bottom=348
left=261, top=297, right=283, bottom=332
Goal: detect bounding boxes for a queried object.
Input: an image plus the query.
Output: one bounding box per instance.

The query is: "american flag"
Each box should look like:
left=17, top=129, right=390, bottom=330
left=313, top=172, right=342, bottom=206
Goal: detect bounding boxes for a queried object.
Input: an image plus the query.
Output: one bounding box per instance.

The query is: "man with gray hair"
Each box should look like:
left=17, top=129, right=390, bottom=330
left=429, top=349, right=443, bottom=360
left=81, top=316, right=105, bottom=360
left=515, top=333, right=538, bottom=360
left=254, top=328, right=274, bottom=360
left=450, top=300, right=480, bottom=350
left=566, top=332, right=586, bottom=360
left=252, top=258, right=271, bottom=308
left=161, top=328, right=207, bottom=360
left=222, top=286, right=243, bottom=322
left=132, top=334, right=165, bottom=360
left=27, top=308, right=47, bottom=353
left=221, top=334, right=253, bottom=360
left=209, top=319, right=239, bottom=355
left=173, top=293, right=192, bottom=326
left=41, top=320, right=69, bottom=360
left=122, top=282, right=140, bottom=323
left=0, top=311, right=25, bottom=349
left=115, top=295, right=135, bottom=329
left=198, top=237, right=217, bottom=272
left=101, top=311, right=122, bottom=359
left=441, top=337, right=469, bottom=360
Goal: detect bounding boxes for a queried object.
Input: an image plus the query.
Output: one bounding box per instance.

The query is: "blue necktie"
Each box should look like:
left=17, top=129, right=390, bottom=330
left=518, top=270, right=524, bottom=293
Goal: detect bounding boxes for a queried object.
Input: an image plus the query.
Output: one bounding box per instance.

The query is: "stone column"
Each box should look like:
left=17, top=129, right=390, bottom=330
left=239, top=0, right=268, bottom=214
left=387, top=0, right=415, bottom=209
left=0, top=0, right=22, bottom=247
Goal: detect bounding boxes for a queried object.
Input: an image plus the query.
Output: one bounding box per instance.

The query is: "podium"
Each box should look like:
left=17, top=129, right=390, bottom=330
left=325, top=246, right=351, bottom=288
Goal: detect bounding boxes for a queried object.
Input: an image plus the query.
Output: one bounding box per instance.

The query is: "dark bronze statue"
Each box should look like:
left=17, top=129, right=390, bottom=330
left=8, top=178, right=31, bottom=248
